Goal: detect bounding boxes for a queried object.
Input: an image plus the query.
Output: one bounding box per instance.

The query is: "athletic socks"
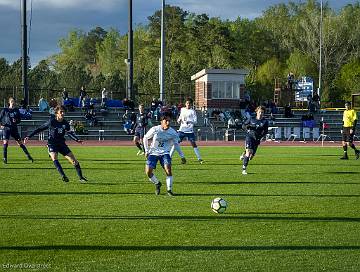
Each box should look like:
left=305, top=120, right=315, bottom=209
left=3, top=143, right=8, bottom=161
left=135, top=142, right=143, bottom=151
left=243, top=156, right=250, bottom=168
left=349, top=143, right=358, bottom=151
left=19, top=144, right=30, bottom=156
left=148, top=173, right=160, bottom=185
left=74, top=163, right=83, bottom=179
left=53, top=160, right=66, bottom=177
left=166, top=176, right=173, bottom=191
left=194, top=147, right=201, bottom=160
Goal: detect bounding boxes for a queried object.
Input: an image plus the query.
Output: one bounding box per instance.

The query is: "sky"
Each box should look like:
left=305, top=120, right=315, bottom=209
left=0, top=0, right=357, bottom=66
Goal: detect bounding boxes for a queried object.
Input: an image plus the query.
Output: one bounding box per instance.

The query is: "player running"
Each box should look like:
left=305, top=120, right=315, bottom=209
left=0, top=97, right=33, bottom=164
left=340, top=101, right=359, bottom=160
left=133, top=104, right=150, bottom=156
left=24, top=105, right=87, bottom=182
left=170, top=97, right=203, bottom=164
left=241, top=106, right=268, bottom=175
left=143, top=112, right=182, bottom=196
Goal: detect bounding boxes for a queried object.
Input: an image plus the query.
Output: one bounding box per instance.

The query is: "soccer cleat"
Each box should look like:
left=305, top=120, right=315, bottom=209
left=140, top=151, right=145, bottom=156
left=167, top=190, right=175, bottom=196
left=181, top=157, right=187, bottom=164
left=155, top=182, right=162, bottom=195
left=136, top=150, right=142, bottom=156
left=198, top=159, right=204, bottom=164
left=3, top=158, right=7, bottom=164
left=340, top=155, right=349, bottom=160
left=355, top=150, right=360, bottom=160
left=79, top=176, right=88, bottom=183
left=242, top=169, right=247, bottom=175
left=27, top=155, right=34, bottom=163
left=62, top=176, right=69, bottom=182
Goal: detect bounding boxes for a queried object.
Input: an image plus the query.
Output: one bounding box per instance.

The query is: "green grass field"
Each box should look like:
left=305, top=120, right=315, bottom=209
left=1, top=145, right=360, bottom=271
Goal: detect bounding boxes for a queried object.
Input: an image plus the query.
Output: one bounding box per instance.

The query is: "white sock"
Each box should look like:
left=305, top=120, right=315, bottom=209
left=170, top=145, right=175, bottom=157
left=149, top=174, right=160, bottom=185
left=166, top=176, right=173, bottom=191
left=194, top=147, right=201, bottom=160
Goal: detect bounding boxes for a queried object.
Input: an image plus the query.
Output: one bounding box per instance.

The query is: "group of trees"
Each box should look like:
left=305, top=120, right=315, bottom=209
left=1, top=0, right=360, bottom=106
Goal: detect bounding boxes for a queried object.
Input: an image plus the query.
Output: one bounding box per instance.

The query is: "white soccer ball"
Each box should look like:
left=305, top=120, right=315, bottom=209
left=211, top=197, right=227, bottom=214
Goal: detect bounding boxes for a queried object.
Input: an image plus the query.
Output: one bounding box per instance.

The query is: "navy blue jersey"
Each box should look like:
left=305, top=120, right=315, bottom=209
left=134, top=112, right=149, bottom=130
left=28, top=118, right=79, bottom=145
left=0, top=108, right=21, bottom=128
left=243, top=117, right=269, bottom=141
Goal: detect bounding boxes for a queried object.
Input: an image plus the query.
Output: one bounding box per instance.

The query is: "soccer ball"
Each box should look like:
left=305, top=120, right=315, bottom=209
left=211, top=197, right=227, bottom=214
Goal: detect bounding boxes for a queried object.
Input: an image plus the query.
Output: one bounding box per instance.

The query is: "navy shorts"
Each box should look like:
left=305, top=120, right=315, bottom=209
left=245, top=136, right=260, bottom=156
left=2, top=127, right=21, bottom=141
left=47, top=143, right=71, bottom=156
left=146, top=154, right=171, bottom=169
left=342, top=127, right=354, bottom=143
left=178, top=131, right=196, bottom=143
left=135, top=127, right=145, bottom=139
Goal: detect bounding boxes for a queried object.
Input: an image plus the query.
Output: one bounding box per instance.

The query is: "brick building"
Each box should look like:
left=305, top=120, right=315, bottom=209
left=191, top=68, right=249, bottom=110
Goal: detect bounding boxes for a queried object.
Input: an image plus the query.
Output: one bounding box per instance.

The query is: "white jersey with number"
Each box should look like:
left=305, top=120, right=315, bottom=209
left=143, top=125, right=180, bottom=156
left=178, top=108, right=197, bottom=133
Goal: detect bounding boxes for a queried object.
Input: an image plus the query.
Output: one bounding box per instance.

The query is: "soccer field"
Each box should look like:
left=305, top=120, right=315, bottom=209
left=0, top=145, right=360, bottom=271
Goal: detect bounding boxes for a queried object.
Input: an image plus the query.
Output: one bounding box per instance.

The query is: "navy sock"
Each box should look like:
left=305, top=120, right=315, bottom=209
left=135, top=142, right=142, bottom=151
left=349, top=143, right=358, bottom=151
left=53, top=160, right=66, bottom=177
left=243, top=156, right=249, bottom=168
left=74, top=163, right=83, bottom=178
left=3, top=144, right=8, bottom=160
left=19, top=144, right=30, bottom=157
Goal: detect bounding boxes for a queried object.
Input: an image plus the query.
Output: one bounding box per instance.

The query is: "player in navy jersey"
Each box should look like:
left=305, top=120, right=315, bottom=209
left=133, top=104, right=150, bottom=155
left=0, top=97, right=33, bottom=164
left=241, top=106, right=268, bottom=175
left=143, top=112, right=181, bottom=196
left=24, top=105, right=87, bottom=183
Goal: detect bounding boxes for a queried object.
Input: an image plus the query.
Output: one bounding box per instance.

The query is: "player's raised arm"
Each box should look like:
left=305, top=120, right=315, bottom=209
left=26, top=120, right=51, bottom=139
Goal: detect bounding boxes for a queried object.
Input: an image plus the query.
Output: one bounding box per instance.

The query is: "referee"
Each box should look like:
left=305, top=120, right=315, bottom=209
left=340, top=101, right=359, bottom=160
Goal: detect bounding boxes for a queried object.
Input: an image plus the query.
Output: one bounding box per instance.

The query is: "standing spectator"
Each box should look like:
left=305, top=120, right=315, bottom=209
left=101, top=87, right=108, bottom=107
left=38, top=97, right=49, bottom=112
left=79, top=86, right=87, bottom=108
left=340, top=101, right=359, bottom=160
left=62, top=88, right=69, bottom=102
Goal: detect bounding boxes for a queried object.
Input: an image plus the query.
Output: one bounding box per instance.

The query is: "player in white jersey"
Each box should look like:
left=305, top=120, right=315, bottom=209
left=170, top=97, right=203, bottom=164
left=143, top=112, right=182, bottom=196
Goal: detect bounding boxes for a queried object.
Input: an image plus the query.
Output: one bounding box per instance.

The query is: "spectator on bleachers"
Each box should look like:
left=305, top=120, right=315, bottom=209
left=49, top=99, right=58, bottom=117
left=38, top=97, right=49, bottom=112
left=79, top=86, right=87, bottom=109
left=84, top=102, right=97, bottom=127
left=62, top=88, right=69, bottom=101
left=123, top=98, right=135, bottom=110
left=101, top=87, right=108, bottom=107
left=284, top=103, right=294, bottom=118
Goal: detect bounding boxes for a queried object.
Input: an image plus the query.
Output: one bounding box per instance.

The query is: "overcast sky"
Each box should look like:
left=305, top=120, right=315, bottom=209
left=0, top=0, right=357, bottom=66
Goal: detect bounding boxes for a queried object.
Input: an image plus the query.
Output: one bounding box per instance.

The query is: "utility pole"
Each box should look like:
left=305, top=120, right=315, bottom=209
left=318, top=0, right=323, bottom=106
left=160, top=0, right=165, bottom=102
left=128, top=0, right=134, bottom=101
left=22, top=0, right=29, bottom=106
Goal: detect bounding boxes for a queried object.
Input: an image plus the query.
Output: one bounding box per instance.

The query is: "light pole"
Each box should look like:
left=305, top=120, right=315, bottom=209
left=318, top=0, right=323, bottom=106
left=128, top=0, right=133, bottom=101
left=160, top=0, right=165, bottom=103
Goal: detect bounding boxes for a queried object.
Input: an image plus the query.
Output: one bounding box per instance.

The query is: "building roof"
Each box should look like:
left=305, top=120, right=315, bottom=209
left=191, top=68, right=249, bottom=81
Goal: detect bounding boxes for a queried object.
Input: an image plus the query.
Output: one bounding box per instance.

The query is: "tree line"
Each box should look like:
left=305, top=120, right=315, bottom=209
left=1, top=0, right=360, bottom=106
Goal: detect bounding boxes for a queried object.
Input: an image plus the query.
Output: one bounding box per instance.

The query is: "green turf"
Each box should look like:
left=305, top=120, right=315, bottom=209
left=0, top=145, right=360, bottom=271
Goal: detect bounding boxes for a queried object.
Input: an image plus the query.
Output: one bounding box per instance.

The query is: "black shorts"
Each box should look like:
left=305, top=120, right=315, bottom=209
left=342, top=127, right=354, bottom=143
left=134, top=127, right=145, bottom=138
left=47, top=143, right=71, bottom=156
left=245, top=136, right=260, bottom=156
left=2, top=127, right=21, bottom=141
